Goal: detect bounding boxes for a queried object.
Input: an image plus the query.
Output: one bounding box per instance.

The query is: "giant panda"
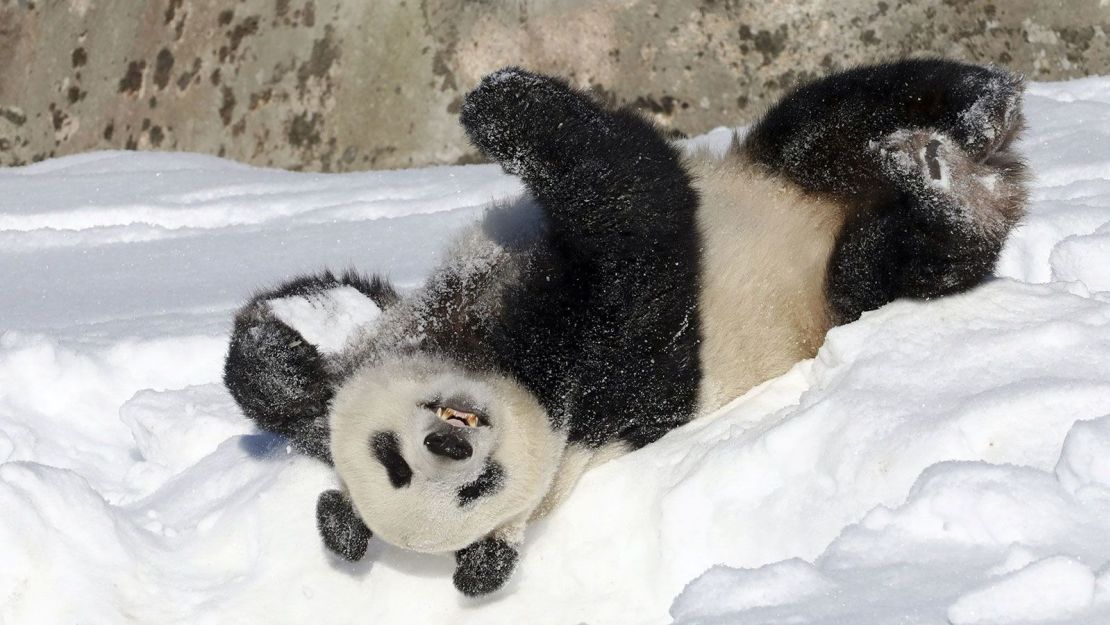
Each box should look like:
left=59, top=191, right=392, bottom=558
left=223, top=59, right=1027, bottom=596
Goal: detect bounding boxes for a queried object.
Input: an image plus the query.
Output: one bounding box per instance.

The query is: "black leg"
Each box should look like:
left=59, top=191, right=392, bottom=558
left=316, top=489, right=372, bottom=561
left=826, top=128, right=1026, bottom=323
left=459, top=67, right=699, bottom=256
left=224, top=304, right=335, bottom=462
left=462, top=68, right=704, bottom=448
left=742, top=58, right=1025, bottom=200
left=738, top=60, right=1027, bottom=321
left=223, top=270, right=399, bottom=464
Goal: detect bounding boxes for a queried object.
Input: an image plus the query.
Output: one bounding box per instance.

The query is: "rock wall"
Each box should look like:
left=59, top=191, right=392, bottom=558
left=2, top=0, right=1109, bottom=171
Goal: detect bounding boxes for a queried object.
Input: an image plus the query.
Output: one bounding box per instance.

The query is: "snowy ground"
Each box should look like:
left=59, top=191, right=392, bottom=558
left=3, top=75, right=1110, bottom=625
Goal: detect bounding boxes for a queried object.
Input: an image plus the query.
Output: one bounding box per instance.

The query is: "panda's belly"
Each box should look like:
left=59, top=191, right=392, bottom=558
left=689, top=154, right=848, bottom=415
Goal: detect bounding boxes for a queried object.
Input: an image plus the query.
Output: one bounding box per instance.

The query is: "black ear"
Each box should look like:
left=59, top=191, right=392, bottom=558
left=453, top=536, right=519, bottom=597
left=316, top=489, right=372, bottom=561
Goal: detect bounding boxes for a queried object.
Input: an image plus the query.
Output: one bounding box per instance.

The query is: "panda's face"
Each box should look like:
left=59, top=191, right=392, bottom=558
left=329, top=353, right=566, bottom=553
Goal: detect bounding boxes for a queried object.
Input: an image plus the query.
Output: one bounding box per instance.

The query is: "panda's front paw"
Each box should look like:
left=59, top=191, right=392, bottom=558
left=225, top=309, right=333, bottom=435
left=453, top=536, right=519, bottom=597
left=459, top=67, right=597, bottom=174
left=316, top=489, right=372, bottom=561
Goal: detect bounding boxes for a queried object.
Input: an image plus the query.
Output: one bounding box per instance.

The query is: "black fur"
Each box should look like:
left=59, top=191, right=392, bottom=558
left=316, top=489, right=372, bottom=561
left=223, top=270, right=398, bottom=463
left=744, top=58, right=1023, bottom=199
left=453, top=536, right=519, bottom=597
left=742, top=58, right=1026, bottom=322
left=461, top=68, right=703, bottom=449
left=371, top=431, right=413, bottom=488
left=457, top=460, right=505, bottom=507
left=825, top=130, right=1018, bottom=322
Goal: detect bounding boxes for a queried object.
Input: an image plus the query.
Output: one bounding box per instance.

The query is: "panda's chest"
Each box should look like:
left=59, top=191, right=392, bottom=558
left=691, top=159, right=847, bottom=415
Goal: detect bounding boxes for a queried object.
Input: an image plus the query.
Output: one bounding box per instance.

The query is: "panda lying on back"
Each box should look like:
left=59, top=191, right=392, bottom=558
left=224, top=59, right=1027, bottom=596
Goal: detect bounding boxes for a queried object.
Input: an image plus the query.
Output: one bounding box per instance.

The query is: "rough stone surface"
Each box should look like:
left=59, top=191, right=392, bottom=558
left=2, top=0, right=1110, bottom=171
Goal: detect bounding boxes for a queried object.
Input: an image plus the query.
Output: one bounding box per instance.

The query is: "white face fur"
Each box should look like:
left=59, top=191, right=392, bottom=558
left=329, top=353, right=567, bottom=553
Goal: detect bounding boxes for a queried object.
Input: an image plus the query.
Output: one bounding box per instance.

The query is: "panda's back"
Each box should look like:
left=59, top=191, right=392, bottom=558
left=690, top=150, right=849, bottom=414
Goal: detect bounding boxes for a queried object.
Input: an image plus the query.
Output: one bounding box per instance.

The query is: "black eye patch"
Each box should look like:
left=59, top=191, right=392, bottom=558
left=457, top=459, right=505, bottom=507
left=370, top=431, right=412, bottom=488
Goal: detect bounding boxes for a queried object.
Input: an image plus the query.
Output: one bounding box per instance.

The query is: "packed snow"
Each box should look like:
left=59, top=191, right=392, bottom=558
left=3, top=75, right=1110, bottom=625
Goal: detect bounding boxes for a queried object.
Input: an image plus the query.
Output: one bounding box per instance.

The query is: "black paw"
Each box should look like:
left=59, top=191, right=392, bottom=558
left=224, top=308, right=333, bottom=436
left=459, top=67, right=596, bottom=175
left=949, top=67, right=1025, bottom=161
left=316, top=489, right=372, bottom=561
left=453, top=536, right=519, bottom=597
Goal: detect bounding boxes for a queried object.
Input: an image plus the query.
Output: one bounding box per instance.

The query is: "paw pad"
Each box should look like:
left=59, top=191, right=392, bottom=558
left=874, top=129, right=960, bottom=192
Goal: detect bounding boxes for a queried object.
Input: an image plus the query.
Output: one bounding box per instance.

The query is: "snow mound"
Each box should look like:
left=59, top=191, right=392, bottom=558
left=3, top=76, right=1110, bottom=625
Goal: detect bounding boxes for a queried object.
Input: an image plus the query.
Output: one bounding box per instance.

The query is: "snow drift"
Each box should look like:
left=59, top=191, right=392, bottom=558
left=3, top=76, right=1110, bottom=625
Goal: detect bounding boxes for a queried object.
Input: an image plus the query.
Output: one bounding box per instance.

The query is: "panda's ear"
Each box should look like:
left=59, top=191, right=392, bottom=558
left=453, top=534, right=521, bottom=597
left=316, top=489, right=372, bottom=561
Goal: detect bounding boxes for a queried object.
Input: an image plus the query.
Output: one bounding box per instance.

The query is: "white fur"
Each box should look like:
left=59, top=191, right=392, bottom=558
left=689, top=149, right=847, bottom=415
left=330, top=353, right=566, bottom=553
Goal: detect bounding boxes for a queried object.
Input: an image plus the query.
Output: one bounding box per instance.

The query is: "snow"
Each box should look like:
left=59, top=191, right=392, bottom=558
left=3, top=76, right=1110, bottom=625
left=946, top=556, right=1098, bottom=624
left=267, top=286, right=382, bottom=354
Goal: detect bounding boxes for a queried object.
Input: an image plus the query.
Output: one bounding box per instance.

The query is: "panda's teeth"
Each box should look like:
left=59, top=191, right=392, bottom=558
left=436, top=406, right=479, bottom=428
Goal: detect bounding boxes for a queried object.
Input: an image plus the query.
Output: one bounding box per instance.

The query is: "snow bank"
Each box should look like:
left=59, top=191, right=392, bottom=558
left=3, top=77, right=1110, bottom=625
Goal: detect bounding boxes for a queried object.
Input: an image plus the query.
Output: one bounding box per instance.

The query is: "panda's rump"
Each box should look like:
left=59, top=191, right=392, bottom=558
left=690, top=151, right=849, bottom=415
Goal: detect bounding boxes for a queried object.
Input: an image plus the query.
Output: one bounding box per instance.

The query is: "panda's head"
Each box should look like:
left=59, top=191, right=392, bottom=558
left=329, top=353, right=566, bottom=553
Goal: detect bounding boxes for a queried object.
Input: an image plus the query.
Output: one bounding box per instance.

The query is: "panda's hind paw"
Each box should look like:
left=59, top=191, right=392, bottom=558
left=873, top=129, right=967, bottom=197
left=873, top=128, right=1025, bottom=233
left=951, top=67, right=1025, bottom=161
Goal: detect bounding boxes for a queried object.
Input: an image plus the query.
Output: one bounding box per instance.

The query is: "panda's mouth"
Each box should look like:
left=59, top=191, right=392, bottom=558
left=435, top=405, right=483, bottom=428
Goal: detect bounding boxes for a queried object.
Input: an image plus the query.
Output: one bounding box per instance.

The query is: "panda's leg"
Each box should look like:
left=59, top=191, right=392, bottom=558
left=225, top=304, right=335, bottom=462
left=460, top=67, right=698, bottom=254
left=462, top=67, right=703, bottom=449
left=742, top=59, right=1025, bottom=199
left=826, top=128, right=1027, bottom=324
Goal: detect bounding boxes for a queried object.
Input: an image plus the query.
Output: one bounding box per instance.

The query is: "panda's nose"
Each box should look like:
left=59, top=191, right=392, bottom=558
left=424, top=431, right=473, bottom=460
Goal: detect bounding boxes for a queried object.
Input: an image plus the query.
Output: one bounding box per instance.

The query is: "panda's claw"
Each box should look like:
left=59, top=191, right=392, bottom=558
left=316, top=489, right=372, bottom=562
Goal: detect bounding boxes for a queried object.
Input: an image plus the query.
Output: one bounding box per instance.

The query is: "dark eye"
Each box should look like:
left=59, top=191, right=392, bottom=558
left=457, top=459, right=505, bottom=507
left=370, top=431, right=412, bottom=488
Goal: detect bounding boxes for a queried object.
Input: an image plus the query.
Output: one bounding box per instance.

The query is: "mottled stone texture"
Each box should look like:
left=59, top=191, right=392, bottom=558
left=2, top=0, right=1109, bottom=171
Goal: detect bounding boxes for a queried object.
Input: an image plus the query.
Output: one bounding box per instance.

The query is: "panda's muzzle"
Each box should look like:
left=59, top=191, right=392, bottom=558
left=424, top=430, right=473, bottom=460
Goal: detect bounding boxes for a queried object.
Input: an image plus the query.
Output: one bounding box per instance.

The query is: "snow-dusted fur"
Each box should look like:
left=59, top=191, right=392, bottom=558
left=223, top=59, right=1028, bottom=596
left=329, top=353, right=564, bottom=554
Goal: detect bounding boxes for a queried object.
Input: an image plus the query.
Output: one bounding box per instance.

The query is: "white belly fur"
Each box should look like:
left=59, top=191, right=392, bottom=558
left=690, top=150, right=847, bottom=415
